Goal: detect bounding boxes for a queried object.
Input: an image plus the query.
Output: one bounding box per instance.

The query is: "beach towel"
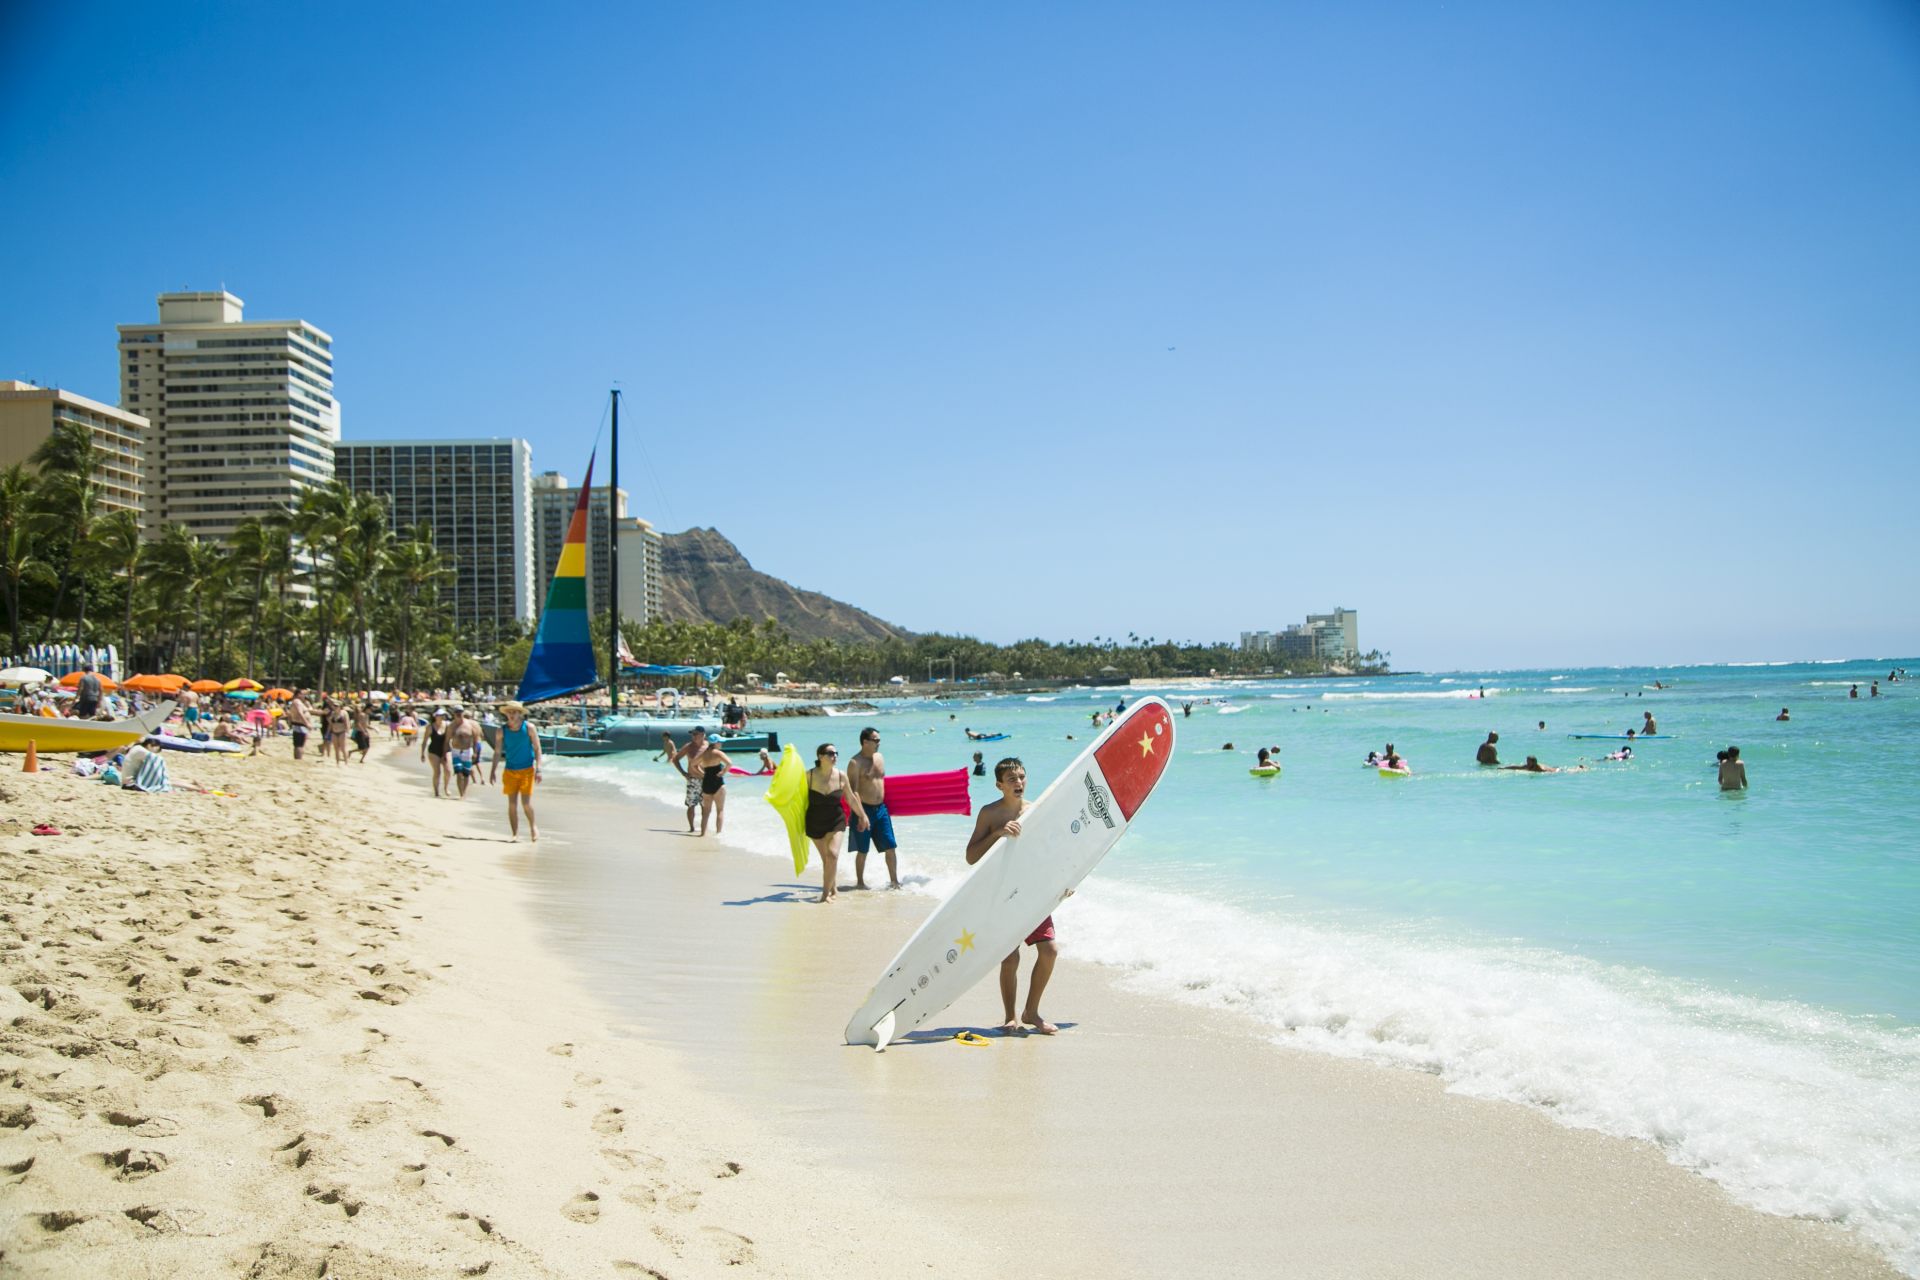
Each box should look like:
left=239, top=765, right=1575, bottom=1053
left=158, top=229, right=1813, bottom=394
left=838, top=768, right=972, bottom=820
left=763, top=743, right=811, bottom=874
left=127, top=749, right=170, bottom=793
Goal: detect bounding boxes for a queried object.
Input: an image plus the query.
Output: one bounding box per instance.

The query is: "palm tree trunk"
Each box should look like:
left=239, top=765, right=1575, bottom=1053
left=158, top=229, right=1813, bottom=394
left=37, top=574, right=69, bottom=644
left=122, top=570, right=135, bottom=675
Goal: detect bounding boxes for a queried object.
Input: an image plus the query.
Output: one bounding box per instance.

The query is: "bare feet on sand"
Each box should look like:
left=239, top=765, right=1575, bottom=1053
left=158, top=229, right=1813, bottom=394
left=1022, top=1013, right=1058, bottom=1035
left=998, top=1019, right=1020, bottom=1036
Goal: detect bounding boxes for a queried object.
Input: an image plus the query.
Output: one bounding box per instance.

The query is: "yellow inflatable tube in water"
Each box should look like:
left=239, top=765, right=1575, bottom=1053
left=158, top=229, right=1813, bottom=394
left=764, top=743, right=811, bottom=874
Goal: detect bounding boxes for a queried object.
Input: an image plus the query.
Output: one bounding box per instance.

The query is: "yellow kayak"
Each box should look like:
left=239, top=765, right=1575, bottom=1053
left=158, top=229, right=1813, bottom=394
left=0, top=701, right=175, bottom=754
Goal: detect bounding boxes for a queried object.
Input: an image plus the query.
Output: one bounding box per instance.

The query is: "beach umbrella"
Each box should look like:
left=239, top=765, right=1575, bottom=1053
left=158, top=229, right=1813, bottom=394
left=226, top=689, right=260, bottom=701
left=0, top=666, right=53, bottom=687
left=122, top=673, right=188, bottom=693
left=264, top=687, right=295, bottom=700
left=57, top=671, right=120, bottom=691
left=224, top=677, right=264, bottom=692
left=188, top=679, right=224, bottom=694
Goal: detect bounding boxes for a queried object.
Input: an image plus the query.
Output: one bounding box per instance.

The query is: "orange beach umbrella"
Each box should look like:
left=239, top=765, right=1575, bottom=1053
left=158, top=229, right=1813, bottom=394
left=122, top=673, right=189, bottom=693
left=264, top=687, right=295, bottom=700
left=58, top=671, right=119, bottom=691
left=188, top=679, right=224, bottom=694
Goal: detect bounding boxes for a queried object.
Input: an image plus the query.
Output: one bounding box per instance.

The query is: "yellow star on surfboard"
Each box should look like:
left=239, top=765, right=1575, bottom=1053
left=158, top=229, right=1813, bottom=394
left=955, top=929, right=976, bottom=954
left=1138, top=732, right=1156, bottom=757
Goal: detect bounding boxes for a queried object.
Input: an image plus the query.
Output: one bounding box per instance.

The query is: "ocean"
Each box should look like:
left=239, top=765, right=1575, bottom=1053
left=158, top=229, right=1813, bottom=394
left=550, top=658, right=1920, bottom=1274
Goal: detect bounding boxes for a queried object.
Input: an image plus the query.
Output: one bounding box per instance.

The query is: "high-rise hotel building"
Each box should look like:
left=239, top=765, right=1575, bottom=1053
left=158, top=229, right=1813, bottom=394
left=0, top=381, right=147, bottom=516
left=333, top=438, right=536, bottom=641
left=532, top=471, right=647, bottom=622
left=117, top=291, right=339, bottom=538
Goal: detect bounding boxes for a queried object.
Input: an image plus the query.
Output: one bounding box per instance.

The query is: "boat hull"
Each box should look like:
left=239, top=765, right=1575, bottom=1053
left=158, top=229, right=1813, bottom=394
left=537, top=725, right=779, bottom=757
left=0, top=700, right=174, bottom=754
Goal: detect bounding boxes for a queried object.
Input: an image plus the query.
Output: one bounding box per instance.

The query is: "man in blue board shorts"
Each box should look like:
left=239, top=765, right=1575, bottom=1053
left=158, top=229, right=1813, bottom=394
left=847, top=727, right=900, bottom=889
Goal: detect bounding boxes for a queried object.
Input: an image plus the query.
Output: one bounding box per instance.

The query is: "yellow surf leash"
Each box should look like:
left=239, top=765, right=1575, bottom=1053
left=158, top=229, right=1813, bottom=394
left=953, top=1031, right=991, bottom=1047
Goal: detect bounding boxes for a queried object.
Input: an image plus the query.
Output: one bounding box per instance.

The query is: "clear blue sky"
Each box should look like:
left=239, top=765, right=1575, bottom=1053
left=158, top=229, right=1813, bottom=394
left=4, top=2, right=1916, bottom=670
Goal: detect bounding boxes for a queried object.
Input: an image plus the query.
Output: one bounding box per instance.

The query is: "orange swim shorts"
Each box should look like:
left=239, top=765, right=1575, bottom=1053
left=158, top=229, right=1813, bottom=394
left=501, top=767, right=537, bottom=797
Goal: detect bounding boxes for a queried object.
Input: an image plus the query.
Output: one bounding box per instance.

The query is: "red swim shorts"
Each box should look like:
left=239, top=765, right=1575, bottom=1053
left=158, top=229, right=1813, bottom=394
left=1025, top=915, right=1056, bottom=946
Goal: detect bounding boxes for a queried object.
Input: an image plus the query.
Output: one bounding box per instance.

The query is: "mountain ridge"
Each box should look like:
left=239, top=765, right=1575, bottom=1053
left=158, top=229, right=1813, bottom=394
left=656, top=528, right=913, bottom=645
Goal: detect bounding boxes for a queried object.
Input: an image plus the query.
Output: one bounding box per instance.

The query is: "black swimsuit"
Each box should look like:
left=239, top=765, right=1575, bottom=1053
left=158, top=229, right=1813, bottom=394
left=427, top=729, right=448, bottom=757
left=701, top=763, right=726, bottom=796
left=804, top=786, right=847, bottom=839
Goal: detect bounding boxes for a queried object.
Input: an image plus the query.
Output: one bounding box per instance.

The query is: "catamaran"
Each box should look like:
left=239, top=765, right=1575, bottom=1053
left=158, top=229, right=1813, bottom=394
left=514, top=390, right=777, bottom=758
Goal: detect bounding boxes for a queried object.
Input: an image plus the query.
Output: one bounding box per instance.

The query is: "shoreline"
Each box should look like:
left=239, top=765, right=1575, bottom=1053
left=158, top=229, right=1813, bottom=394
left=0, top=737, right=1902, bottom=1277
left=519, top=759, right=1900, bottom=1279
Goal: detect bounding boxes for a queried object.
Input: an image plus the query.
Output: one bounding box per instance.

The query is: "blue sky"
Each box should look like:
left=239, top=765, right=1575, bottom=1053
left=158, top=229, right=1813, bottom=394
left=4, top=2, right=1916, bottom=670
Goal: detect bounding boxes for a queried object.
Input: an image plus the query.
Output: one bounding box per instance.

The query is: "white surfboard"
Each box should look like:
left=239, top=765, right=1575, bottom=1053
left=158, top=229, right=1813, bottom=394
left=844, top=696, right=1176, bottom=1049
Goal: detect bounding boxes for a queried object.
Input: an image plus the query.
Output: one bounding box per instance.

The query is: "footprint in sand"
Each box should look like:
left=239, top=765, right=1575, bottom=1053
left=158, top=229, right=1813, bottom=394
left=700, top=1227, right=755, bottom=1266
left=666, top=1190, right=700, bottom=1214
left=398, top=1162, right=428, bottom=1190
left=599, top=1148, right=664, bottom=1172
left=590, top=1106, right=625, bottom=1136
left=106, top=1147, right=169, bottom=1179
left=449, top=1210, right=495, bottom=1239
left=618, top=1184, right=659, bottom=1208
left=611, top=1264, right=670, bottom=1278
left=561, top=1190, right=602, bottom=1224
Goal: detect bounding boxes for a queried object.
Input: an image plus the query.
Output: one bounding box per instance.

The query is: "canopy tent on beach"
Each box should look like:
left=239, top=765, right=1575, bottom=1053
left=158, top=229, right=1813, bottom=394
left=621, top=662, right=724, bottom=682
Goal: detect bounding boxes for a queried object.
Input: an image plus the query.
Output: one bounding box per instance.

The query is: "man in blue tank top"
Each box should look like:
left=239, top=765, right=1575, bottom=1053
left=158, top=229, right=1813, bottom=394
left=489, top=701, right=544, bottom=842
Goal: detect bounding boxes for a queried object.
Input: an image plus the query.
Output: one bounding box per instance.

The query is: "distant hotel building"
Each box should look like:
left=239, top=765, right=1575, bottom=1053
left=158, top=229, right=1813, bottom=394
left=531, top=472, right=663, bottom=626
left=333, top=439, right=535, bottom=640
left=616, top=515, right=665, bottom=627
left=1242, top=607, right=1360, bottom=661
left=533, top=471, right=623, bottom=619
left=117, top=291, right=338, bottom=539
left=0, top=381, right=146, bottom=515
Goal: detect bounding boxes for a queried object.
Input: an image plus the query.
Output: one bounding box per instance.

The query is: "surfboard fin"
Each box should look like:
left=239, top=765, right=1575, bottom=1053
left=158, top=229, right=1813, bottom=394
left=870, top=1010, right=896, bottom=1053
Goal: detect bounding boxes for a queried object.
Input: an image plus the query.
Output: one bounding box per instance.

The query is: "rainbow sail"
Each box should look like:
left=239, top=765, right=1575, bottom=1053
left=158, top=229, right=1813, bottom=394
left=515, top=451, right=600, bottom=704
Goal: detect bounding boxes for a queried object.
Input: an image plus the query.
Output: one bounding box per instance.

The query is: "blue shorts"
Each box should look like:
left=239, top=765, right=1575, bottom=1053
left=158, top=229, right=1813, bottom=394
left=848, top=802, right=896, bottom=854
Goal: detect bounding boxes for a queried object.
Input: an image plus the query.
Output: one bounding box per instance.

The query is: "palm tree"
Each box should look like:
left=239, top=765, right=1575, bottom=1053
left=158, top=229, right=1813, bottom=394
left=0, top=463, right=51, bottom=654
left=81, top=510, right=143, bottom=670
left=294, top=483, right=354, bottom=691
left=27, top=422, right=107, bottom=644
left=146, top=525, right=221, bottom=676
left=335, top=491, right=393, bottom=688
left=380, top=526, right=455, bottom=695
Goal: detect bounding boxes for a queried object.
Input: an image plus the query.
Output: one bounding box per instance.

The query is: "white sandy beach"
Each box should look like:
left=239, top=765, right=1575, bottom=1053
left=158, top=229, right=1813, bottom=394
left=0, top=737, right=1901, bottom=1278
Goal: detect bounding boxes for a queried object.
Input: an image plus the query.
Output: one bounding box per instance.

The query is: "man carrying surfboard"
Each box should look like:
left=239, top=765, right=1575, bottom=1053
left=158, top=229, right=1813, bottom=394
left=847, top=727, right=900, bottom=890
left=965, top=758, right=1059, bottom=1036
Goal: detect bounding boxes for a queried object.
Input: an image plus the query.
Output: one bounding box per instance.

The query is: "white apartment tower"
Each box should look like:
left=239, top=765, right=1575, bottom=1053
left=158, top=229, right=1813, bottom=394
left=118, top=291, right=339, bottom=538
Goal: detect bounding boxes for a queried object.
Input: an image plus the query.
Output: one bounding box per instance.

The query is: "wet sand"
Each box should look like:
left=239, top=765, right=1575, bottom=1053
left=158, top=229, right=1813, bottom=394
left=0, top=737, right=1899, bottom=1277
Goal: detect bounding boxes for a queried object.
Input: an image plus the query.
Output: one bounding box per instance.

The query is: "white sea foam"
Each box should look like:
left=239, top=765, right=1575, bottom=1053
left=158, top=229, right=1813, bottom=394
left=1025, top=696, right=1057, bottom=703
left=1054, top=880, right=1920, bottom=1275
left=1545, top=687, right=1598, bottom=694
left=1322, top=689, right=1490, bottom=701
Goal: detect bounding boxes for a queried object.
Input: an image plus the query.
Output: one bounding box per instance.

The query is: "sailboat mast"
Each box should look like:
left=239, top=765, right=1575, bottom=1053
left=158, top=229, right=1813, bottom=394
left=608, top=387, right=620, bottom=714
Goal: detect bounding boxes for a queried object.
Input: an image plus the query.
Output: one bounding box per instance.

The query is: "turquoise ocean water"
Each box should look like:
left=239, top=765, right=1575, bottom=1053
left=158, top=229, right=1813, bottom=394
left=557, top=658, right=1920, bottom=1274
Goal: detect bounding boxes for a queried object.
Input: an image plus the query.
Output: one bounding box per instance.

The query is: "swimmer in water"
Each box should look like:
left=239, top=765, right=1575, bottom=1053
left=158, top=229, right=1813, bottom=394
left=1777, top=708, right=1790, bottom=722
left=1255, top=747, right=1278, bottom=769
left=1719, top=745, right=1748, bottom=790
left=1642, top=711, right=1657, bottom=735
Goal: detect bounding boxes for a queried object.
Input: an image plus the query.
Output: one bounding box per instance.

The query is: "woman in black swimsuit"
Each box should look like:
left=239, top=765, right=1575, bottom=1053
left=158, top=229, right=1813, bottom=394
left=421, top=711, right=451, bottom=798
left=804, top=743, right=868, bottom=903
left=690, top=735, right=732, bottom=836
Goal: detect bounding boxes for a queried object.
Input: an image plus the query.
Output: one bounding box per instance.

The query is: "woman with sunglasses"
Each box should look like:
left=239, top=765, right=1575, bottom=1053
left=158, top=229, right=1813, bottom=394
left=805, top=743, right=869, bottom=902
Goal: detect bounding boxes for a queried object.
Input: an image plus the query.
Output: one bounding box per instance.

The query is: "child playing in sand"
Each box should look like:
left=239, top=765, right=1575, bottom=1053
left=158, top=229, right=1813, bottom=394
left=965, top=757, right=1059, bottom=1035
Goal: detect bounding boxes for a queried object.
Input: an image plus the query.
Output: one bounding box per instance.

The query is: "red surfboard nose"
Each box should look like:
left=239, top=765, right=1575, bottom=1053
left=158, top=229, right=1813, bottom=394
left=1092, top=701, right=1174, bottom=822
